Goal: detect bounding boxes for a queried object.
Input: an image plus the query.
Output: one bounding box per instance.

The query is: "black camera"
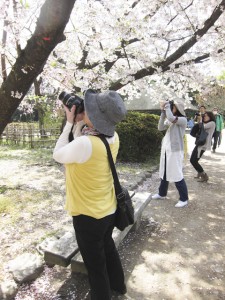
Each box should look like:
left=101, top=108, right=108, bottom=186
left=195, top=112, right=200, bottom=116
left=169, top=100, right=174, bottom=111
left=59, top=91, right=84, bottom=115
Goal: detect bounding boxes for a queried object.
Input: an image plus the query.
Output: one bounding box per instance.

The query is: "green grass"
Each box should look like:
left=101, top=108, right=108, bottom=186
left=0, top=196, right=11, bottom=214
left=0, top=188, right=52, bottom=223
left=117, top=153, right=160, bottom=173
left=0, top=145, right=160, bottom=224
left=0, top=145, right=55, bottom=165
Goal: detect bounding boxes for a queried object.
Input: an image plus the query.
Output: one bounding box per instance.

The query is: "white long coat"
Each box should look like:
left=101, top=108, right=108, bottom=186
left=159, top=124, right=184, bottom=182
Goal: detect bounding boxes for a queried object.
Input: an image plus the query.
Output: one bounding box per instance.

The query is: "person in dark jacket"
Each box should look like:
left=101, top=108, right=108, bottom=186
left=190, top=112, right=215, bottom=182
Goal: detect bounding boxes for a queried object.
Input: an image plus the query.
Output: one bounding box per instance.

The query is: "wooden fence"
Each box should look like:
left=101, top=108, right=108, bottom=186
left=0, top=123, right=61, bottom=148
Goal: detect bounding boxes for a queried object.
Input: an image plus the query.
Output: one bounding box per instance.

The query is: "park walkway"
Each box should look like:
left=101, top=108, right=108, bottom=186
left=13, top=130, right=225, bottom=300
left=45, top=130, right=225, bottom=300
left=117, top=129, right=225, bottom=300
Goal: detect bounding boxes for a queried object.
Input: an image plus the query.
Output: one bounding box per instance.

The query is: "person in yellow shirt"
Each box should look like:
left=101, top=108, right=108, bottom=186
left=53, top=89, right=127, bottom=300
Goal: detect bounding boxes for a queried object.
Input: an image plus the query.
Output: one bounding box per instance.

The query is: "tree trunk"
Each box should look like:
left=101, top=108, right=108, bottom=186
left=0, top=0, right=76, bottom=135
left=34, top=77, right=46, bottom=137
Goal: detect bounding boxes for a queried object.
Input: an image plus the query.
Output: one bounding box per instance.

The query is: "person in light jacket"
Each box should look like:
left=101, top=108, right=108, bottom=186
left=53, top=89, right=127, bottom=300
left=190, top=111, right=215, bottom=182
left=152, top=99, right=189, bottom=208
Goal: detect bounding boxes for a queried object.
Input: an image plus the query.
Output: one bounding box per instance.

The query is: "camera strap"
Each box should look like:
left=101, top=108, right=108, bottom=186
left=69, top=124, right=75, bottom=142
left=172, top=116, right=178, bottom=123
left=68, top=113, right=79, bottom=142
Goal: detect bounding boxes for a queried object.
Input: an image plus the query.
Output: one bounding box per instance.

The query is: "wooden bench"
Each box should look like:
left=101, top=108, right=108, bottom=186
left=43, top=191, right=151, bottom=273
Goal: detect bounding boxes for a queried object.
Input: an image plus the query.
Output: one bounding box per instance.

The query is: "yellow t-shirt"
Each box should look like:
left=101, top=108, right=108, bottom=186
left=64, top=134, right=119, bottom=219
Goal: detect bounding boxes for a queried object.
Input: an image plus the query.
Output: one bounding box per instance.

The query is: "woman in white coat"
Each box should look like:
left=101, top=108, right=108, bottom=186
left=152, top=99, right=189, bottom=208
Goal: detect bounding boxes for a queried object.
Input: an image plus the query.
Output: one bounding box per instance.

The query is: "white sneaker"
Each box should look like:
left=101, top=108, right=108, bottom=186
left=175, top=200, right=188, bottom=208
left=151, top=194, right=166, bottom=200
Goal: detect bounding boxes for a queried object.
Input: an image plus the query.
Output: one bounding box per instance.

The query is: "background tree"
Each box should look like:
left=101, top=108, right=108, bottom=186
left=0, top=0, right=225, bottom=135
left=0, top=0, right=76, bottom=135
left=201, top=81, right=225, bottom=112
left=53, top=0, right=225, bottom=100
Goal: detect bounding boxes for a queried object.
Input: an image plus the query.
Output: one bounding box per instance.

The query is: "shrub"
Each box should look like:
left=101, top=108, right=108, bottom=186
left=116, top=111, right=163, bottom=162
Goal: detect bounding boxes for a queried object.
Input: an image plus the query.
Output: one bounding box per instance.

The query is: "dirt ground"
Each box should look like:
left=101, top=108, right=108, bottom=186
left=1, top=131, right=225, bottom=300
left=121, top=131, right=225, bottom=300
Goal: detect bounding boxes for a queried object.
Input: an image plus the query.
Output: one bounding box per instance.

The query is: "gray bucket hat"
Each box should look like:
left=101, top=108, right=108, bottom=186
left=84, top=89, right=127, bottom=136
left=174, top=98, right=186, bottom=116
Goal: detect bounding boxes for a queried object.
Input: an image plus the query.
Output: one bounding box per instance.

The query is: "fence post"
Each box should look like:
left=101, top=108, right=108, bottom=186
left=28, top=125, right=33, bottom=148
left=23, top=123, right=25, bottom=146
left=4, top=126, right=9, bottom=144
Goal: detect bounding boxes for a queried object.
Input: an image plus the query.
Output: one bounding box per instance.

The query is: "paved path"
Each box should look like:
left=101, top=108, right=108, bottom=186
left=119, top=129, right=225, bottom=300
left=15, top=130, right=225, bottom=300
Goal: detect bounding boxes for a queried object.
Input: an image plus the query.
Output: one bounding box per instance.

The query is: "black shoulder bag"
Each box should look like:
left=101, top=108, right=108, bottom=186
left=98, top=135, right=135, bottom=231
left=190, top=123, right=199, bottom=137
left=195, top=123, right=208, bottom=146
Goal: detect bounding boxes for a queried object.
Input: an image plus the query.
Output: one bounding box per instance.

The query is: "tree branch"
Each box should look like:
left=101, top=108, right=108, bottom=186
left=167, top=0, right=194, bottom=26
left=171, top=48, right=224, bottom=70
left=76, top=37, right=141, bottom=72
left=109, top=0, right=225, bottom=90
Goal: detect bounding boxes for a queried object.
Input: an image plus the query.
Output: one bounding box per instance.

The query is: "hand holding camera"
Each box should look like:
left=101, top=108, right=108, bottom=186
left=159, top=100, right=167, bottom=110
left=59, top=91, right=85, bottom=123
left=160, top=99, right=174, bottom=111
left=63, top=104, right=77, bottom=124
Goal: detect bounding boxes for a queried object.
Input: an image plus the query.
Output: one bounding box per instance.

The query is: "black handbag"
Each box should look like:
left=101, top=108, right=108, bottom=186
left=98, top=135, right=135, bottom=231
left=195, top=124, right=208, bottom=146
left=190, top=123, right=200, bottom=137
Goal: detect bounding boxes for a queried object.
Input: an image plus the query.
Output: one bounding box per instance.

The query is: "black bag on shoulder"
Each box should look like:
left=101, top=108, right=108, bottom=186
left=190, top=123, right=200, bottom=137
left=98, top=135, right=135, bottom=231
left=195, top=124, right=208, bottom=146
left=114, top=187, right=135, bottom=231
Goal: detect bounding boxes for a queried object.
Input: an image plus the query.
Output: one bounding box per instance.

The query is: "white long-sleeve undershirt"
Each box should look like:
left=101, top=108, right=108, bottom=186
left=53, top=121, right=116, bottom=164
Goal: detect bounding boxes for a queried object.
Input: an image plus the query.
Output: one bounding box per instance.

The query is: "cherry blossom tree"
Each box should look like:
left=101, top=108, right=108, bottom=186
left=51, top=0, right=225, bottom=101
left=0, top=0, right=225, bottom=135
left=0, top=0, right=76, bottom=135
left=201, top=77, right=225, bottom=111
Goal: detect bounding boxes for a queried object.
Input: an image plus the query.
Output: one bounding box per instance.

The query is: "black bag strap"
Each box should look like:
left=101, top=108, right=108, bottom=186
left=98, top=135, right=123, bottom=196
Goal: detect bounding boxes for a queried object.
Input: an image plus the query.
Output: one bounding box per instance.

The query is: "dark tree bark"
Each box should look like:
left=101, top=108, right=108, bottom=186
left=0, top=0, right=76, bottom=135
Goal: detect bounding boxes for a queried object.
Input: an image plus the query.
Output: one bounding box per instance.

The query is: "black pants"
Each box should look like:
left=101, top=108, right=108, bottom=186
left=73, top=214, right=125, bottom=300
left=212, top=131, right=221, bottom=150
left=190, top=145, right=205, bottom=173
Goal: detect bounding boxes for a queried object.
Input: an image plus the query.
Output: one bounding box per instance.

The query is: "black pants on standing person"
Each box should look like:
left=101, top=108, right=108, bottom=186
left=190, top=145, right=205, bottom=173
left=212, top=131, right=221, bottom=151
left=73, top=214, right=126, bottom=300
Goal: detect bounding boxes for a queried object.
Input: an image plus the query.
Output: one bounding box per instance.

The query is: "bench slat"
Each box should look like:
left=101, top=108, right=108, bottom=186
left=71, top=191, right=151, bottom=273
left=44, top=232, right=79, bottom=267
left=43, top=192, right=151, bottom=269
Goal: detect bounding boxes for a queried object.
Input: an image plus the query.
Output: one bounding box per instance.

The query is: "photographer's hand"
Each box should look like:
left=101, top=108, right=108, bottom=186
left=64, top=105, right=85, bottom=124
left=75, top=112, right=85, bottom=122
left=64, top=105, right=76, bottom=124
left=164, top=102, right=170, bottom=110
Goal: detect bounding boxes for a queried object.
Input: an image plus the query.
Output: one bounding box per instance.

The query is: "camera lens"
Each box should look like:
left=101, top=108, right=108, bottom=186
left=58, top=91, right=84, bottom=114
left=58, top=92, right=66, bottom=101
left=169, top=100, right=174, bottom=110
